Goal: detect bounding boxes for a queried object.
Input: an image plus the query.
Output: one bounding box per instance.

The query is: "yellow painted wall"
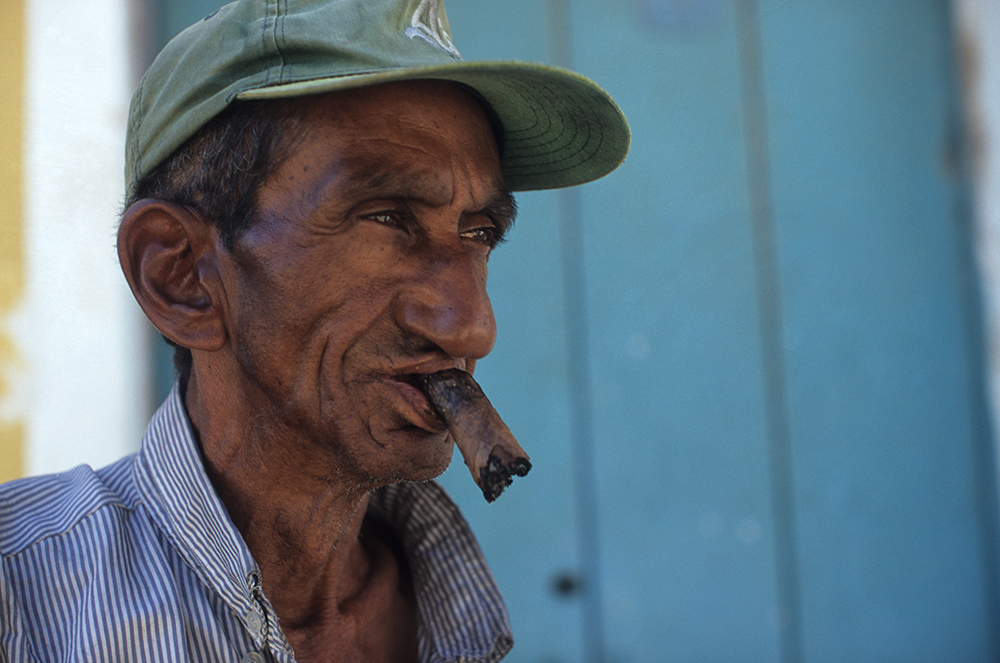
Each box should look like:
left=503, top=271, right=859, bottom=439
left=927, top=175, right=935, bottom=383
left=0, top=0, right=24, bottom=482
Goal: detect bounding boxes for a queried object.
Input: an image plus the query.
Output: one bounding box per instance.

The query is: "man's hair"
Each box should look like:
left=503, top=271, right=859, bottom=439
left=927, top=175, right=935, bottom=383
left=124, top=100, right=302, bottom=387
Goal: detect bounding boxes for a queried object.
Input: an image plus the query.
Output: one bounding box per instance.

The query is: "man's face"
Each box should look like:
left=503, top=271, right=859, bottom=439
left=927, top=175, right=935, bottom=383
left=215, top=81, right=512, bottom=486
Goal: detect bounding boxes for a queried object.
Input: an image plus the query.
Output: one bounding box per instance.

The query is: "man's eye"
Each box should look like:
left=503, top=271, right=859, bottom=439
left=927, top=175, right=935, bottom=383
left=462, top=227, right=497, bottom=247
left=367, top=212, right=400, bottom=226
left=363, top=210, right=411, bottom=232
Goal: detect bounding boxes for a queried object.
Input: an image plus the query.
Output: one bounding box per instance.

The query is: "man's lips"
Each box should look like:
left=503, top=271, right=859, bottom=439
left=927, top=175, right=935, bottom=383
left=375, top=356, right=465, bottom=431
left=381, top=373, right=449, bottom=433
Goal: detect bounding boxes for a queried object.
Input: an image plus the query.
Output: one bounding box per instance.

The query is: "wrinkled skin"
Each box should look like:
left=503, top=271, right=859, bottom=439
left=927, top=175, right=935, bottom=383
left=207, top=81, right=512, bottom=489
left=118, top=81, right=513, bottom=662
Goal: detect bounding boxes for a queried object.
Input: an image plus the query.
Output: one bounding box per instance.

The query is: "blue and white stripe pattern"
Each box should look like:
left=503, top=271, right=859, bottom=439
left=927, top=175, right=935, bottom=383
left=0, top=384, right=513, bottom=662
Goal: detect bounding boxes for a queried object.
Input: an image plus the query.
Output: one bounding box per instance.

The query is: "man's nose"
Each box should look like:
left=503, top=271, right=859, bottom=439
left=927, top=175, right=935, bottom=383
left=393, top=247, right=497, bottom=360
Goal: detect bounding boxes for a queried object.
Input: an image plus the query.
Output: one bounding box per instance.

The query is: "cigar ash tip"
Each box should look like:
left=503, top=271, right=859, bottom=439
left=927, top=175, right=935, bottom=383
left=479, top=454, right=532, bottom=503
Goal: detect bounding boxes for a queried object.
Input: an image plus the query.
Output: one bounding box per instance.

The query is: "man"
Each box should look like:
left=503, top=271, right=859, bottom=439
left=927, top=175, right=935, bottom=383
left=0, top=0, right=628, bottom=661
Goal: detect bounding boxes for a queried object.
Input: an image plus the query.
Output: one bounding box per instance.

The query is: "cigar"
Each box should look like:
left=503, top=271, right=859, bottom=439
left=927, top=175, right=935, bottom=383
left=418, top=369, right=531, bottom=502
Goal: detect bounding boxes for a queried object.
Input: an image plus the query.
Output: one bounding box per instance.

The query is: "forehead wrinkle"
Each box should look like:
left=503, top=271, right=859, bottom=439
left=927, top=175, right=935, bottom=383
left=306, top=148, right=456, bottom=210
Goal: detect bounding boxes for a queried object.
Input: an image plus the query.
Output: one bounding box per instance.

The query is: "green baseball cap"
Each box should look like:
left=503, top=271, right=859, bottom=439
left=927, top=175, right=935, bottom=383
left=125, top=0, right=630, bottom=199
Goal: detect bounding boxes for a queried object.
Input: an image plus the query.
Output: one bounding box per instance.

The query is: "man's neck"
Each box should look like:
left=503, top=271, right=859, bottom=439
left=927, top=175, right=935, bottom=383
left=181, top=371, right=418, bottom=661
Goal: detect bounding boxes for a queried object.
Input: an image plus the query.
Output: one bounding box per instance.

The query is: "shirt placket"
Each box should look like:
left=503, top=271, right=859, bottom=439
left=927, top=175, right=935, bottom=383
left=241, top=571, right=277, bottom=663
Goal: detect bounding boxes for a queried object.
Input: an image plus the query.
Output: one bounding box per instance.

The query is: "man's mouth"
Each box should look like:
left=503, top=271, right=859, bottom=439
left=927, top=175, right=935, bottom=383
left=383, top=373, right=448, bottom=432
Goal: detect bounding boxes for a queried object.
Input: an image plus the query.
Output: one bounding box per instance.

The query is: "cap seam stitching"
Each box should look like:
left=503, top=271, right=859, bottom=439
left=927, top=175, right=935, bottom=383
left=132, top=82, right=145, bottom=191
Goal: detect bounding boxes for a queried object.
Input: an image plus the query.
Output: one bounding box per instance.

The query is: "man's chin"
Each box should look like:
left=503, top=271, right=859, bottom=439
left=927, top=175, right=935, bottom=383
left=404, top=437, right=455, bottom=482
left=367, top=427, right=454, bottom=484
left=400, top=460, right=451, bottom=484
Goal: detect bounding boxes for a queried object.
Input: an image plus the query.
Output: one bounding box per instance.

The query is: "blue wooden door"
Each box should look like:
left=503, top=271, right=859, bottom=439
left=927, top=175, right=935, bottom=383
left=154, top=1, right=1000, bottom=661
left=439, top=1, right=1000, bottom=661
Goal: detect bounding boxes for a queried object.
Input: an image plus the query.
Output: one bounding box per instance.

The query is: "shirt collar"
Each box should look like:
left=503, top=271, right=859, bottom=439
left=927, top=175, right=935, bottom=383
left=370, top=482, right=514, bottom=663
left=133, top=383, right=259, bottom=610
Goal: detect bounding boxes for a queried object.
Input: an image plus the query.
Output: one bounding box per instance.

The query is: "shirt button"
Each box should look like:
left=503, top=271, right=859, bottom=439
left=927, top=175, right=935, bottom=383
left=241, top=653, right=265, bottom=663
left=246, top=610, right=263, bottom=636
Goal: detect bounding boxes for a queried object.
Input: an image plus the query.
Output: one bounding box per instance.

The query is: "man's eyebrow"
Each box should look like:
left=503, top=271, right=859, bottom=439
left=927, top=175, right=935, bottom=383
left=311, top=157, right=517, bottom=238
left=481, top=189, right=517, bottom=243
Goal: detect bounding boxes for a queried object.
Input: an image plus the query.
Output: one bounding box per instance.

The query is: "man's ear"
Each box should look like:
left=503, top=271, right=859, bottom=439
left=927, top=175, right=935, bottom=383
left=117, top=199, right=227, bottom=352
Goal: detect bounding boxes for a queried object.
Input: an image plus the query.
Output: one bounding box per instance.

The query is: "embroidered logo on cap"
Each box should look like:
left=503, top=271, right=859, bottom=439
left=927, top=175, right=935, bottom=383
left=405, top=0, right=461, bottom=58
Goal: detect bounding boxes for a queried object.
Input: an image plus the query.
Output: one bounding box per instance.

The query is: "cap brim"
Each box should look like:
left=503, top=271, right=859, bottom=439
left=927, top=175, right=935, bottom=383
left=237, top=60, right=630, bottom=192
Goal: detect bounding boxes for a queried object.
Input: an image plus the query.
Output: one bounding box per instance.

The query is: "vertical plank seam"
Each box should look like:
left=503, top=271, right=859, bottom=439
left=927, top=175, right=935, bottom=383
left=548, top=0, right=607, bottom=661
left=734, top=2, right=804, bottom=662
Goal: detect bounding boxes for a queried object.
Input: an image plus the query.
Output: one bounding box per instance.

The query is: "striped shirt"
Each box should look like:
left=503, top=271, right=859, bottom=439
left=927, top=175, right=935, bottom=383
left=0, top=384, right=513, bottom=662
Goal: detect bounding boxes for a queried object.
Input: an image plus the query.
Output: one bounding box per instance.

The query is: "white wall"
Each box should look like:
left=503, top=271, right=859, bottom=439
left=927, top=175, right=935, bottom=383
left=16, top=0, right=150, bottom=475
left=954, top=0, right=1000, bottom=483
